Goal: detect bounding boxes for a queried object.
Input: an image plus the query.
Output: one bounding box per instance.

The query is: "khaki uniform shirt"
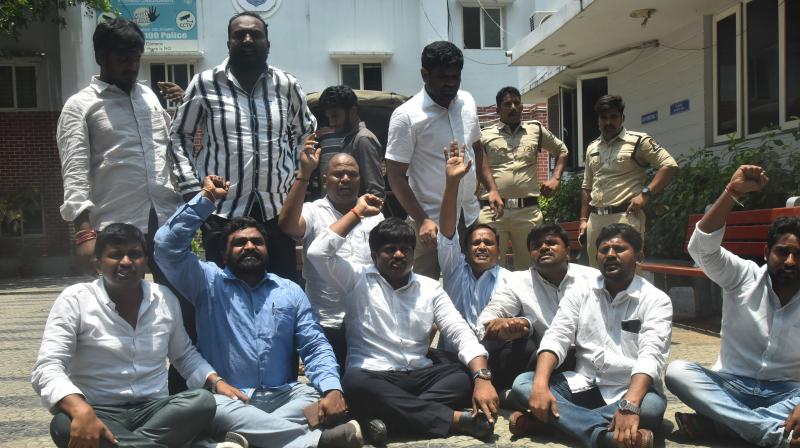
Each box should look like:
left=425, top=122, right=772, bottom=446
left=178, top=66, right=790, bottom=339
left=582, top=128, right=677, bottom=207
left=481, top=121, right=568, bottom=199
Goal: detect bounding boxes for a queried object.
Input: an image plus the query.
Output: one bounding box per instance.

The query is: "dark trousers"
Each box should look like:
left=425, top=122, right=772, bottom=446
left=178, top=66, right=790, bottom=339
left=50, top=389, right=215, bottom=448
left=342, top=361, right=473, bottom=438
left=200, top=207, right=299, bottom=283
left=486, top=335, right=539, bottom=391
left=323, top=325, right=347, bottom=375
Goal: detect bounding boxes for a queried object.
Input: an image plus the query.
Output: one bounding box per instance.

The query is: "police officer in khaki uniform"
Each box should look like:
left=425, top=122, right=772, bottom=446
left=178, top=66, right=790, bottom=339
left=477, top=86, right=569, bottom=270
left=579, top=94, right=678, bottom=267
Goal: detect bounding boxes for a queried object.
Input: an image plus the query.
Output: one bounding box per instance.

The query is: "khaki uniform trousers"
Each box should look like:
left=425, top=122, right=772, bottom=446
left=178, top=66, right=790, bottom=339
left=477, top=205, right=543, bottom=271
left=586, top=210, right=645, bottom=268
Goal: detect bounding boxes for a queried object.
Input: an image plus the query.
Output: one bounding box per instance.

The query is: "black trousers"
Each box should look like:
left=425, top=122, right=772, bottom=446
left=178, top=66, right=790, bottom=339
left=342, top=361, right=473, bottom=438
left=323, top=325, right=347, bottom=375
left=50, top=389, right=215, bottom=448
left=200, top=206, right=299, bottom=283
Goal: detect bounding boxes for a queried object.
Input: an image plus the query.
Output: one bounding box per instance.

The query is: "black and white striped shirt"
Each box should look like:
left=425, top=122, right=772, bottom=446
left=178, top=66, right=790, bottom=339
left=169, top=60, right=317, bottom=220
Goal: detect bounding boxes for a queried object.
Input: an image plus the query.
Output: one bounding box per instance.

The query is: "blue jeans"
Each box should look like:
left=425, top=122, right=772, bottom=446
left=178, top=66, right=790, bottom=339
left=194, top=383, right=321, bottom=448
left=665, top=360, right=800, bottom=447
left=510, top=371, right=666, bottom=447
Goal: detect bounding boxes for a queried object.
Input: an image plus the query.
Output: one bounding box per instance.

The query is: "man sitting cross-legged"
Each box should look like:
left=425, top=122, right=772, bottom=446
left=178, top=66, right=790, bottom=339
left=665, top=165, right=800, bottom=447
left=31, top=223, right=222, bottom=448
left=279, top=135, right=384, bottom=371
left=476, top=222, right=598, bottom=427
left=509, top=224, right=672, bottom=448
left=307, top=202, right=501, bottom=442
left=154, top=175, right=362, bottom=448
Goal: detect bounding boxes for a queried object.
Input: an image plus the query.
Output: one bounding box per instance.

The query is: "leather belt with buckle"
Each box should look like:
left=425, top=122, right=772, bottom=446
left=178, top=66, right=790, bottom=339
left=590, top=202, right=630, bottom=215
left=480, top=197, right=538, bottom=209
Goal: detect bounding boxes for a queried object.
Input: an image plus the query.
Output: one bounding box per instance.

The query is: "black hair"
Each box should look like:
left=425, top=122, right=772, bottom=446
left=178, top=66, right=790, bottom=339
left=595, top=223, right=643, bottom=253
left=227, top=11, right=268, bottom=37
left=594, top=94, right=625, bottom=115
left=93, top=18, right=145, bottom=64
left=495, top=86, right=521, bottom=108
left=767, top=216, right=800, bottom=251
left=319, top=85, right=358, bottom=111
left=95, top=223, right=146, bottom=258
left=221, top=217, right=268, bottom=250
left=527, top=223, right=570, bottom=251
left=421, top=41, right=464, bottom=71
left=463, top=224, right=500, bottom=252
left=369, top=218, right=416, bottom=252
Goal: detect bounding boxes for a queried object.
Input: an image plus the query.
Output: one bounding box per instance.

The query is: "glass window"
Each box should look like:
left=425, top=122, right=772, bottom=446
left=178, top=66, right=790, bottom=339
left=482, top=8, right=502, bottom=48
left=746, top=0, right=779, bottom=133
left=0, top=66, right=13, bottom=108
left=15, top=66, right=37, bottom=108
left=786, top=0, right=800, bottom=120
left=716, top=14, right=738, bottom=136
left=463, top=7, right=481, bottom=49
left=149, top=63, right=195, bottom=109
left=363, top=63, right=382, bottom=91
left=341, top=64, right=361, bottom=90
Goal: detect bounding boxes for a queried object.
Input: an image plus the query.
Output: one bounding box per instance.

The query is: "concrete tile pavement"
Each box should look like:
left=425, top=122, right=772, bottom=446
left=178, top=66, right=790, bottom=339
left=0, top=276, right=749, bottom=447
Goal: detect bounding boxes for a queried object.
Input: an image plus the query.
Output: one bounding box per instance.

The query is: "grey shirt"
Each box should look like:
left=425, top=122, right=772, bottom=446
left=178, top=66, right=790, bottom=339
left=319, top=122, right=385, bottom=197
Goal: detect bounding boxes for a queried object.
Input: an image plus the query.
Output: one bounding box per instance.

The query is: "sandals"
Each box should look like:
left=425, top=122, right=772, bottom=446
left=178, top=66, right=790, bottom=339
left=674, top=412, right=716, bottom=441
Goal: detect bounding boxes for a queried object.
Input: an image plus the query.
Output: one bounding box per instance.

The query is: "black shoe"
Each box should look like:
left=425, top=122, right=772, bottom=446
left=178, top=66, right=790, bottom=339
left=454, top=412, right=494, bottom=440
left=364, top=418, right=387, bottom=446
left=318, top=419, right=363, bottom=448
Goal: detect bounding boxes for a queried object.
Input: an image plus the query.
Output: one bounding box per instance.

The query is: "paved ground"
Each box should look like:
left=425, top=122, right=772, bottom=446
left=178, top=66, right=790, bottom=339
left=0, top=276, right=750, bottom=447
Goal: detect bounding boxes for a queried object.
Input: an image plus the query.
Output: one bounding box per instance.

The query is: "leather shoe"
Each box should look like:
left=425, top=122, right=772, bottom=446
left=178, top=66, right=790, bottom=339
left=364, top=418, right=387, bottom=446
left=454, top=412, right=494, bottom=440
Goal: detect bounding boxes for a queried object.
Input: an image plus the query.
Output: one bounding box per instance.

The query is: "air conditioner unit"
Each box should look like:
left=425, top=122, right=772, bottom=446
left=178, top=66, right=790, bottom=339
left=529, top=11, right=555, bottom=32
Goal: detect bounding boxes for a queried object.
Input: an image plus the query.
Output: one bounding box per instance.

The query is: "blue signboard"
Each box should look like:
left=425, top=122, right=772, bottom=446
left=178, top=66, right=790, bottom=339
left=99, top=0, right=198, bottom=54
left=670, top=99, right=690, bottom=115
left=641, top=111, right=658, bottom=124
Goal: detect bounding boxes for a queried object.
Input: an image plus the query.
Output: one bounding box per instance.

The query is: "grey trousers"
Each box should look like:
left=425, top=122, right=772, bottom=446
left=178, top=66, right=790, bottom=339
left=50, top=389, right=216, bottom=448
left=195, top=382, right=323, bottom=448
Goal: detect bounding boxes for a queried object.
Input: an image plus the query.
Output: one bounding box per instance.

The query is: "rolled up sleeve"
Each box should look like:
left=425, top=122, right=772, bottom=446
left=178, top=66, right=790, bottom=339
left=538, top=292, right=581, bottom=367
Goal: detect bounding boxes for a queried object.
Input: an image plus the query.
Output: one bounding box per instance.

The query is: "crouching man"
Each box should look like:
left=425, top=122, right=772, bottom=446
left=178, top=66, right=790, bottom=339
left=307, top=198, right=500, bottom=442
left=31, top=224, right=219, bottom=447
left=510, top=224, right=672, bottom=448
left=665, top=165, right=800, bottom=447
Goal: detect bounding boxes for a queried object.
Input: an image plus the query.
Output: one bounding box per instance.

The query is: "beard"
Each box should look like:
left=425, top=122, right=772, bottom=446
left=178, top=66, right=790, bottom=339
left=226, top=251, right=267, bottom=276
left=228, top=46, right=267, bottom=72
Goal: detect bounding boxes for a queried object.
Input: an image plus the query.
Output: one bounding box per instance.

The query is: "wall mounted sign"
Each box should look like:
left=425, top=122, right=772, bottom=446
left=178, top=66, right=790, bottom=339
left=670, top=99, right=690, bottom=115
left=641, top=111, right=658, bottom=124
left=232, top=0, right=282, bottom=18
left=99, top=0, right=198, bottom=54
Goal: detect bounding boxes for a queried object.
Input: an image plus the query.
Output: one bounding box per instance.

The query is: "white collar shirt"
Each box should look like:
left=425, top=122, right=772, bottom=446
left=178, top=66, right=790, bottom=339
left=300, top=197, right=384, bottom=328
left=539, top=275, right=673, bottom=403
left=57, top=77, right=182, bottom=232
left=31, top=279, right=214, bottom=409
left=477, top=263, right=600, bottom=343
left=688, top=224, right=800, bottom=382
left=385, top=88, right=481, bottom=225
left=168, top=60, right=317, bottom=220
left=307, top=229, right=488, bottom=371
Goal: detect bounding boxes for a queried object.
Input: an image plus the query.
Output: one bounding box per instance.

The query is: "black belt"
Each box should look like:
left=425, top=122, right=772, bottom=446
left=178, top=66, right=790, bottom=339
left=590, top=202, right=630, bottom=215
left=480, top=197, right=538, bottom=209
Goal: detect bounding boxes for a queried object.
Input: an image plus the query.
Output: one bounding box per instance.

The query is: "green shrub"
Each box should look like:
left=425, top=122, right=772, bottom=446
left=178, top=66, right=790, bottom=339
left=540, top=175, right=582, bottom=223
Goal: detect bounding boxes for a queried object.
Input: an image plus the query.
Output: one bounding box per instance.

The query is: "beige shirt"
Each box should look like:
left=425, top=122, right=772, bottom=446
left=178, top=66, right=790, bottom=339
left=581, top=128, right=677, bottom=207
left=481, top=121, right=568, bottom=199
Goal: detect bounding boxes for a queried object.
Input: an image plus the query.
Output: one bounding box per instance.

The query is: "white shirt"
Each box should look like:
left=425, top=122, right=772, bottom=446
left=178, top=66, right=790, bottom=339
left=385, top=88, right=482, bottom=225
left=31, top=279, right=214, bottom=409
left=539, top=275, right=673, bottom=403
left=307, top=229, right=488, bottom=371
left=301, top=197, right=384, bottom=328
left=477, top=263, right=600, bottom=343
left=688, top=224, right=800, bottom=382
left=437, top=231, right=510, bottom=352
left=57, top=77, right=183, bottom=232
left=169, top=61, right=317, bottom=220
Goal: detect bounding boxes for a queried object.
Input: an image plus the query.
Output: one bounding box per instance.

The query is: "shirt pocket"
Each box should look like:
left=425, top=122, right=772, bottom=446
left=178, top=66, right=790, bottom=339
left=140, top=322, right=171, bottom=359
left=518, top=134, right=539, bottom=163
left=269, top=306, right=296, bottom=340
left=407, top=302, right=434, bottom=345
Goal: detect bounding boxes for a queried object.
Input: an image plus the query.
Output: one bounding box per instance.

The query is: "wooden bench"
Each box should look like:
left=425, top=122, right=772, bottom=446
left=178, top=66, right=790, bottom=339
left=640, top=206, right=800, bottom=276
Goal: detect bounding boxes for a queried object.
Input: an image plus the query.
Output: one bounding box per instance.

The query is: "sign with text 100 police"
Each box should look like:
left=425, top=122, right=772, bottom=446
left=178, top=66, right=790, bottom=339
left=98, top=0, right=198, bottom=54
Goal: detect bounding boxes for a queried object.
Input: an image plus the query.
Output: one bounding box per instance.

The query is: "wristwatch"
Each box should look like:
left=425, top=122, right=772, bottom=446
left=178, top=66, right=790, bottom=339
left=472, top=368, right=492, bottom=381
left=641, top=186, right=652, bottom=197
left=618, top=398, right=641, bottom=415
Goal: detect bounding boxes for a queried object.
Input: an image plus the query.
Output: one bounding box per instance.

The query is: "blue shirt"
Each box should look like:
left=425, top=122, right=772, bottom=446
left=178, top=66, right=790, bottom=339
left=154, top=194, right=341, bottom=394
left=437, top=232, right=510, bottom=351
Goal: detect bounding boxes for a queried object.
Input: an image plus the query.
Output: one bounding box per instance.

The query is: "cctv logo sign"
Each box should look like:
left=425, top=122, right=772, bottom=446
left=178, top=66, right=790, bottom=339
left=99, top=0, right=199, bottom=55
